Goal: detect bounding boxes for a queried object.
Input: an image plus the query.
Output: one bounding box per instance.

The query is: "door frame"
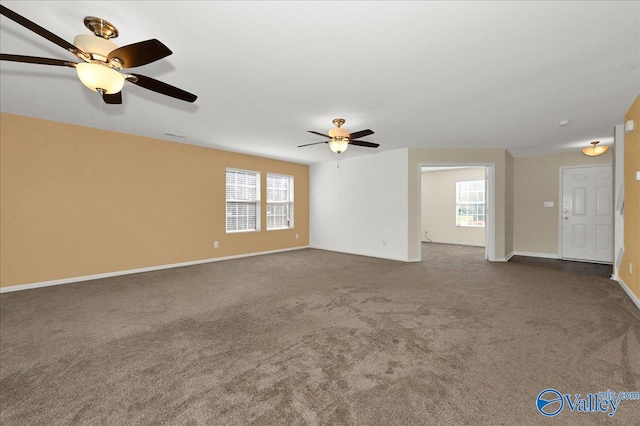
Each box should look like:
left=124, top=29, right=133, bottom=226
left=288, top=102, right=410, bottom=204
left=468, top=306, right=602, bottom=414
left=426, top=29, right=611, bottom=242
left=558, top=163, right=613, bottom=263
left=418, top=163, right=496, bottom=261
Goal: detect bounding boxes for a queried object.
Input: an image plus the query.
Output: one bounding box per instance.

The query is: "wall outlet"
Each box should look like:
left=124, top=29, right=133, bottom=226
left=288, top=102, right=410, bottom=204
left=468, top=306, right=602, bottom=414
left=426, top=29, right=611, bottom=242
left=630, top=263, right=633, bottom=274
left=214, top=241, right=219, bottom=249
left=295, top=234, right=299, bottom=240
left=382, top=240, right=387, bottom=246
left=544, top=201, right=554, bottom=207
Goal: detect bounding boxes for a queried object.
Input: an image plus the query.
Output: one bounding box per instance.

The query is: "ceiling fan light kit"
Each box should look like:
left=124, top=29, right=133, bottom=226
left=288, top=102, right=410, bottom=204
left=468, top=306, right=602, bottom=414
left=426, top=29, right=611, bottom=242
left=329, top=138, right=349, bottom=154
left=75, top=62, right=124, bottom=94
left=581, top=141, right=608, bottom=157
left=0, top=5, right=197, bottom=104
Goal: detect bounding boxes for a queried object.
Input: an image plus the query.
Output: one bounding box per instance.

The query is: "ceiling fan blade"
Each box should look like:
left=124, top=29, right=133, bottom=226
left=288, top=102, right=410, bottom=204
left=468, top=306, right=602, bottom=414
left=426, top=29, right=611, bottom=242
left=307, top=130, right=330, bottom=138
left=297, top=141, right=328, bottom=148
left=126, top=74, right=197, bottom=103
left=108, top=39, right=172, bottom=68
left=350, top=140, right=380, bottom=148
left=0, top=5, right=85, bottom=59
left=348, top=129, right=374, bottom=139
left=0, top=53, right=76, bottom=67
left=102, top=91, right=122, bottom=105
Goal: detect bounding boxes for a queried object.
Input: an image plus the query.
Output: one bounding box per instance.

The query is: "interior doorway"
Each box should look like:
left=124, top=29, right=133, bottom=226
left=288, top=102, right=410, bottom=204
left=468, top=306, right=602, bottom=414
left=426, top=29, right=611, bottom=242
left=419, top=164, right=495, bottom=261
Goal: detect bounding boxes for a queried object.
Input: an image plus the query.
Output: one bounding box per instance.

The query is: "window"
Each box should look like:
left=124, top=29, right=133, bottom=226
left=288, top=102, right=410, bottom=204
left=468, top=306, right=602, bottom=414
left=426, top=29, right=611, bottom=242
left=267, top=174, right=294, bottom=230
left=226, top=169, right=260, bottom=232
left=456, top=180, right=485, bottom=227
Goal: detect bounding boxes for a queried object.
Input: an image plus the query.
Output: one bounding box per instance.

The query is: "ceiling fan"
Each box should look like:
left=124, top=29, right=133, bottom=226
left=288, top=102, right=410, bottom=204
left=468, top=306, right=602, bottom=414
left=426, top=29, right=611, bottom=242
left=299, top=118, right=380, bottom=154
left=0, top=5, right=197, bottom=104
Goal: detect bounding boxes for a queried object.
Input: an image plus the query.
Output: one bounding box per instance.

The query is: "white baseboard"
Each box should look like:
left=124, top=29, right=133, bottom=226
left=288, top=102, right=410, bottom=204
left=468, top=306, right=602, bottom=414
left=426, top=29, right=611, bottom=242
left=0, top=246, right=310, bottom=293
left=310, top=246, right=413, bottom=263
left=512, top=251, right=560, bottom=259
left=422, top=240, right=485, bottom=248
left=615, top=277, right=640, bottom=312
left=486, top=251, right=514, bottom=262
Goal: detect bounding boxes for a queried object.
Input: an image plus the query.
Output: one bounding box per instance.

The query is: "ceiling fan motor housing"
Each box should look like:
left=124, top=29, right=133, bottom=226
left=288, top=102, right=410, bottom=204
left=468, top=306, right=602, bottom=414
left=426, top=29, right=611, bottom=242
left=74, top=34, right=118, bottom=62
left=328, top=127, right=349, bottom=139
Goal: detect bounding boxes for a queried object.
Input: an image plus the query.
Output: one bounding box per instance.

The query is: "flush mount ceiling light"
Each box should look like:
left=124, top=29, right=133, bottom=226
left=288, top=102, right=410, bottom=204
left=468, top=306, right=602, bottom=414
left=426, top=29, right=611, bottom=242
left=582, top=141, right=608, bottom=157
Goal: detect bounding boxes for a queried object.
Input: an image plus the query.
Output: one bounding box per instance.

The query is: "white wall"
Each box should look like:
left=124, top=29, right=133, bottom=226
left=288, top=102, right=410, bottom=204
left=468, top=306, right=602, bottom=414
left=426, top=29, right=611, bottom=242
left=613, top=123, right=625, bottom=279
left=310, top=149, right=410, bottom=261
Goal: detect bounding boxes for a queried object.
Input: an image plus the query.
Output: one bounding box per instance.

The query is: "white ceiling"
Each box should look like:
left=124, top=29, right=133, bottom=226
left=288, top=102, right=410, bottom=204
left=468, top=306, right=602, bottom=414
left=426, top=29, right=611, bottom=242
left=1, top=1, right=638, bottom=165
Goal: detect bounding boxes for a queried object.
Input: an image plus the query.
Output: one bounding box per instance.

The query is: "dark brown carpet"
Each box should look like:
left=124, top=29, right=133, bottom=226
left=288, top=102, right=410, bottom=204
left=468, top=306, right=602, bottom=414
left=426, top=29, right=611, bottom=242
left=1, top=244, right=639, bottom=425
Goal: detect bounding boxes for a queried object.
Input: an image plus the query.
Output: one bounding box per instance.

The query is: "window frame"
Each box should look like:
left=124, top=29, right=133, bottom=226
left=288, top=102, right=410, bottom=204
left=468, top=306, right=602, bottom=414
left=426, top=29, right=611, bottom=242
left=455, top=180, right=486, bottom=228
left=225, top=168, right=261, bottom=233
left=266, top=173, right=294, bottom=231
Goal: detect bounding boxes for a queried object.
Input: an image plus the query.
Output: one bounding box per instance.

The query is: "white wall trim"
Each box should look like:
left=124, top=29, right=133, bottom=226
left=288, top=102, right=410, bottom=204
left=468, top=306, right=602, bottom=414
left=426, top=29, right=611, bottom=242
left=0, top=246, right=310, bottom=293
left=512, top=251, right=560, bottom=259
left=613, top=124, right=625, bottom=279
left=615, top=277, right=640, bottom=312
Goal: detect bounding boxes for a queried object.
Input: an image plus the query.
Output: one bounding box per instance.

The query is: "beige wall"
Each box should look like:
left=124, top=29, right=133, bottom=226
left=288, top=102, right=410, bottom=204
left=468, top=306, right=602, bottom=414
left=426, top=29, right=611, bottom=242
left=0, top=113, right=309, bottom=288
left=619, top=95, right=640, bottom=299
left=421, top=168, right=486, bottom=246
left=513, top=150, right=612, bottom=256
left=409, top=148, right=510, bottom=261
left=504, top=150, right=515, bottom=256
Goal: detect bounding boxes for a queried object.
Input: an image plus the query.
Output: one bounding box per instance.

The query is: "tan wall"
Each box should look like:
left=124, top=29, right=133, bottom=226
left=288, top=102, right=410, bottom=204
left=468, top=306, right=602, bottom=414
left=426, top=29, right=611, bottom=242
left=408, top=148, right=510, bottom=261
left=0, top=113, right=309, bottom=288
left=421, top=168, right=486, bottom=246
left=513, top=150, right=612, bottom=255
left=619, top=95, right=640, bottom=298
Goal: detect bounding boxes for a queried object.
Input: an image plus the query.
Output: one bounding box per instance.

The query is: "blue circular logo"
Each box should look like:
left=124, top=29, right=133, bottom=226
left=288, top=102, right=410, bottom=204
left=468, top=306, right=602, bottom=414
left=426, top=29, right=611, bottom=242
left=537, top=388, right=564, bottom=417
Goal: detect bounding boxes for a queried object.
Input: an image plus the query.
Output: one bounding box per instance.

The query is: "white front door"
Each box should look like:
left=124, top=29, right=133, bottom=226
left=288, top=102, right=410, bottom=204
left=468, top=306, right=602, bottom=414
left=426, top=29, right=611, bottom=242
left=561, top=165, right=613, bottom=263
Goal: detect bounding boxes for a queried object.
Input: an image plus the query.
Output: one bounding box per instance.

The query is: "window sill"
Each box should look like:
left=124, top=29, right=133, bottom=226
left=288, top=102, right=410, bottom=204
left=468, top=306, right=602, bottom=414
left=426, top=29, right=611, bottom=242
left=226, top=229, right=261, bottom=234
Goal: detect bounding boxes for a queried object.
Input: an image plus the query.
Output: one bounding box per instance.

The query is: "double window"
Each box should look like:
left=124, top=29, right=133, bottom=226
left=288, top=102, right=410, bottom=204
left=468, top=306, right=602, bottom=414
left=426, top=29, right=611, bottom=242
left=226, top=169, right=260, bottom=232
left=225, top=169, right=294, bottom=233
left=456, top=180, right=485, bottom=227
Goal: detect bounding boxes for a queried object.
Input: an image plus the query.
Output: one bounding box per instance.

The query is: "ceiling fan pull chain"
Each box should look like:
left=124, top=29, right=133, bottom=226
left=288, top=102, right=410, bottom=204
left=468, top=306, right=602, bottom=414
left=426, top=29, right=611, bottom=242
left=97, top=89, right=104, bottom=110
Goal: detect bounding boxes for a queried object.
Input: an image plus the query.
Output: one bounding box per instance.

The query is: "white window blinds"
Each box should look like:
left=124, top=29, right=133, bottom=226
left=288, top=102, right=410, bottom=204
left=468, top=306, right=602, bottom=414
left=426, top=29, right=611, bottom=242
left=267, top=174, right=293, bottom=230
left=226, top=169, right=260, bottom=232
left=456, top=180, right=485, bottom=227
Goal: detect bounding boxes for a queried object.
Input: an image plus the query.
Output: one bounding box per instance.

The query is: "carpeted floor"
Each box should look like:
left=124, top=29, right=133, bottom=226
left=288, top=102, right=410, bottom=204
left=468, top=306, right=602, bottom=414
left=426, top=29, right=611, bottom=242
left=1, top=244, right=639, bottom=425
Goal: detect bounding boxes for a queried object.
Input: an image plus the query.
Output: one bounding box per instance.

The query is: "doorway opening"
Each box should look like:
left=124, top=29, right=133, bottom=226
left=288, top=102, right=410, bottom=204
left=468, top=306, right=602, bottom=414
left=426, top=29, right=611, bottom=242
left=418, top=164, right=496, bottom=262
